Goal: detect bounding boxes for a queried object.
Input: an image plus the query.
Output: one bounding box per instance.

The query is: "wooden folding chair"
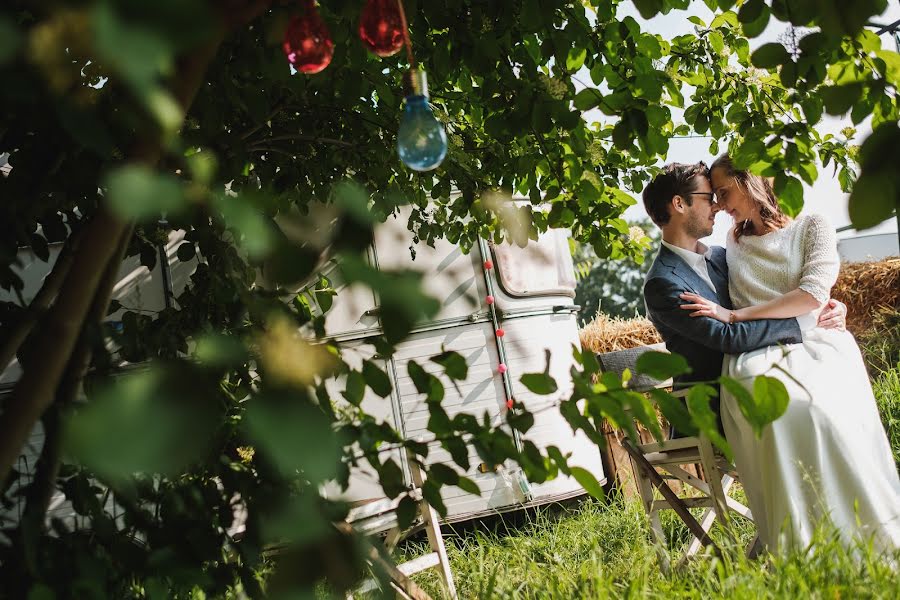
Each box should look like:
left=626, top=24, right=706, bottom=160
left=345, top=449, right=457, bottom=600
left=597, top=344, right=757, bottom=572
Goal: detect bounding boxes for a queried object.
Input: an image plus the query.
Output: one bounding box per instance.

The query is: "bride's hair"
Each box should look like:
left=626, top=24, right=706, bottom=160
left=710, top=154, right=790, bottom=241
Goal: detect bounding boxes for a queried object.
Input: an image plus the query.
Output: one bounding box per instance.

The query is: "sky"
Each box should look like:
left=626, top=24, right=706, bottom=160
left=603, top=2, right=900, bottom=247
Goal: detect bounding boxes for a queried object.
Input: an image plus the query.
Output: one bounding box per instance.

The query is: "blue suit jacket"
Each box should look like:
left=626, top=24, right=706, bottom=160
left=643, top=245, right=803, bottom=390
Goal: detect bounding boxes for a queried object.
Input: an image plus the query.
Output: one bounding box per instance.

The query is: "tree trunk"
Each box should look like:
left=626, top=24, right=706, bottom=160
left=0, top=22, right=235, bottom=484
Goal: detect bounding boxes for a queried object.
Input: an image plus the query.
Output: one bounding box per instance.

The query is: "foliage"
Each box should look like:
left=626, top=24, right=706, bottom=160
left=0, top=0, right=898, bottom=597
left=394, top=494, right=900, bottom=599
left=573, top=220, right=658, bottom=323
left=873, top=366, right=900, bottom=470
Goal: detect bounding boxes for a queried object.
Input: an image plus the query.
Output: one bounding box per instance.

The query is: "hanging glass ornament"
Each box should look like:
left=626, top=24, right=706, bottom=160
left=359, top=0, right=405, bottom=57
left=397, top=69, right=447, bottom=171
left=283, top=0, right=334, bottom=74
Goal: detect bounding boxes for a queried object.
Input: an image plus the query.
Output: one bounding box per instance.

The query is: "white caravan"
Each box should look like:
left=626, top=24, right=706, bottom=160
left=319, top=207, right=605, bottom=520
left=1, top=207, right=606, bottom=526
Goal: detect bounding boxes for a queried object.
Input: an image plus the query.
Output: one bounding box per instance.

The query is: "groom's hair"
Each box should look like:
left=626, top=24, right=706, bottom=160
left=642, top=162, right=709, bottom=226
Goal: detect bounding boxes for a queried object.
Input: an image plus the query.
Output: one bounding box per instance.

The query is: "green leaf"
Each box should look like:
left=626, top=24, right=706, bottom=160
left=545, top=445, right=571, bottom=475
left=507, top=408, right=535, bottom=433
left=332, top=180, right=376, bottom=225
left=379, top=458, right=406, bottom=498
left=443, top=437, right=470, bottom=471
left=751, top=43, right=790, bottom=69
left=849, top=172, right=897, bottom=230
left=213, top=192, right=277, bottom=259
left=520, top=372, right=558, bottom=395
left=750, top=375, right=790, bottom=436
left=456, top=475, right=480, bottom=496
left=708, top=31, right=725, bottom=55
left=874, top=49, right=900, bottom=86
left=569, top=466, right=605, bottom=500
left=104, top=165, right=184, bottom=220
left=343, top=370, right=365, bottom=406
left=431, top=350, right=468, bottom=380
left=194, top=333, right=248, bottom=367
left=65, top=367, right=221, bottom=480
left=422, top=479, right=447, bottom=516
left=407, top=360, right=430, bottom=394
left=686, top=384, right=731, bottom=461
left=574, top=88, right=601, bottom=111
left=741, top=4, right=771, bottom=38
left=649, top=388, right=697, bottom=437
left=801, top=97, right=824, bottom=125
left=429, top=463, right=460, bottom=486
left=175, top=242, right=195, bottom=262
left=566, top=47, right=587, bottom=71
left=362, top=360, right=392, bottom=398
left=737, top=0, right=764, bottom=23
left=396, top=495, right=418, bottom=529
left=246, top=396, right=344, bottom=483
left=635, top=351, right=691, bottom=381
left=774, top=173, right=804, bottom=216
left=821, top=84, right=863, bottom=116
left=720, top=375, right=757, bottom=425
left=711, top=11, right=739, bottom=29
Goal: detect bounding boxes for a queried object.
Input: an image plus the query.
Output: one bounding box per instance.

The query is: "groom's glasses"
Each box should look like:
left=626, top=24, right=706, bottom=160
left=688, top=192, right=717, bottom=205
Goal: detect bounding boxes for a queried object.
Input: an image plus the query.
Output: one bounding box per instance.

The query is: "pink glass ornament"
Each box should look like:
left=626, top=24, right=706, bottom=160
left=283, top=1, right=334, bottom=74
left=497, top=363, right=507, bottom=374
left=359, top=0, right=405, bottom=57
left=485, top=295, right=495, bottom=305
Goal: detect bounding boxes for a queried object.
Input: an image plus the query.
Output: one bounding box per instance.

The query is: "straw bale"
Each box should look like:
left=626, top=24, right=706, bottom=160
left=579, top=314, right=662, bottom=354
left=832, top=258, right=900, bottom=336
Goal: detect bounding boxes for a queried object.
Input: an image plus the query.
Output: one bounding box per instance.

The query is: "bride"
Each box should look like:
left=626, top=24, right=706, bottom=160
left=678, top=154, right=900, bottom=554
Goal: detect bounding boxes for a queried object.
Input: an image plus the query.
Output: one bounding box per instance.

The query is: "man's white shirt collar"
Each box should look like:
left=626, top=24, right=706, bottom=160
left=660, top=239, right=716, bottom=292
left=660, top=239, right=712, bottom=268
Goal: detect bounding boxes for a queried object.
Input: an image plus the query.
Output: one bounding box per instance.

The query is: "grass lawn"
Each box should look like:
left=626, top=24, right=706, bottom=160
left=392, top=361, right=900, bottom=599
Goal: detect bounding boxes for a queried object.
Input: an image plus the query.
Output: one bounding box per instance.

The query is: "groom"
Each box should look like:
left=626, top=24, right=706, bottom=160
left=640, top=162, right=845, bottom=408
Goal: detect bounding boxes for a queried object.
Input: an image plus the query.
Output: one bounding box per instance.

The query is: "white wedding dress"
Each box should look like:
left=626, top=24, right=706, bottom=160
left=721, top=213, right=900, bottom=554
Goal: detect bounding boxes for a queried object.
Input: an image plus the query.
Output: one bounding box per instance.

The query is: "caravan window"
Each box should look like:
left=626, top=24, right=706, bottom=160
left=492, top=229, right=576, bottom=297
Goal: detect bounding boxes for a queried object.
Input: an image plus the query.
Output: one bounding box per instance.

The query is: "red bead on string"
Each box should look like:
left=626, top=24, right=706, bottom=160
left=483, top=259, right=493, bottom=270
left=283, top=0, right=334, bottom=74
left=485, top=295, right=494, bottom=305
left=496, top=328, right=505, bottom=337
left=497, top=363, right=507, bottom=374
left=506, top=398, right=514, bottom=410
left=359, top=0, right=405, bottom=57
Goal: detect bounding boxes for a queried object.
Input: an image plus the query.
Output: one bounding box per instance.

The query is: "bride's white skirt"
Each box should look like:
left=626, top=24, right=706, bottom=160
left=721, top=328, right=900, bottom=554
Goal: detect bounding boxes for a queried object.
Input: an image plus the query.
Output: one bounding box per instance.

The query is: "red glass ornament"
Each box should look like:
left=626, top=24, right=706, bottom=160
left=496, top=328, right=505, bottom=338
left=506, top=398, right=514, bottom=410
left=483, top=260, right=493, bottom=270
left=497, top=363, right=507, bottom=374
left=359, top=0, right=405, bottom=57
left=283, top=1, right=334, bottom=74
left=485, top=295, right=495, bottom=305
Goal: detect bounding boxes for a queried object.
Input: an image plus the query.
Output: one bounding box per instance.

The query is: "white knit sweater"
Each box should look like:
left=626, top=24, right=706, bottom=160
left=726, top=213, right=840, bottom=310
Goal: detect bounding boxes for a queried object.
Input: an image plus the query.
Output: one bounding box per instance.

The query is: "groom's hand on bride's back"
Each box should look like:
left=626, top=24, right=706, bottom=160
left=817, top=299, right=847, bottom=331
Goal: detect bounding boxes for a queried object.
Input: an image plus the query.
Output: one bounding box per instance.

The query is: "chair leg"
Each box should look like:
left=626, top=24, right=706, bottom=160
left=630, top=451, right=670, bottom=573
left=407, top=452, right=458, bottom=600
left=622, top=440, right=720, bottom=556
left=697, top=437, right=731, bottom=531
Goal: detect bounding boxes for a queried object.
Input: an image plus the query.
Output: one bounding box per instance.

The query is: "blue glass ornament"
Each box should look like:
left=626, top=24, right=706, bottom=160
left=397, top=70, right=447, bottom=172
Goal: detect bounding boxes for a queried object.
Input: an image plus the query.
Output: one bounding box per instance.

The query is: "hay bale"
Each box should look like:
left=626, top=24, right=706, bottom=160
left=833, top=258, right=900, bottom=336
left=579, top=314, right=662, bottom=354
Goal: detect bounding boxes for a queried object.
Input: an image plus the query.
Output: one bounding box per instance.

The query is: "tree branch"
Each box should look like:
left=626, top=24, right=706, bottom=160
left=0, top=228, right=82, bottom=376
left=19, top=222, right=133, bottom=533
left=0, top=25, right=229, bottom=486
